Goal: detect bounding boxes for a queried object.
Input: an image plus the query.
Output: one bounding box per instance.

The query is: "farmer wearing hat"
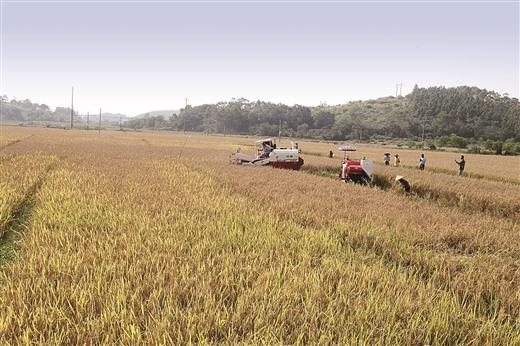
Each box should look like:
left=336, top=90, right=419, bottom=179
left=395, top=175, right=410, bottom=193
left=394, top=154, right=400, bottom=167
left=384, top=153, right=391, bottom=166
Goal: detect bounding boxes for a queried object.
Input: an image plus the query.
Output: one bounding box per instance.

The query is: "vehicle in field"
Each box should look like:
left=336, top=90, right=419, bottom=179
left=230, top=138, right=304, bottom=170
left=338, top=144, right=374, bottom=185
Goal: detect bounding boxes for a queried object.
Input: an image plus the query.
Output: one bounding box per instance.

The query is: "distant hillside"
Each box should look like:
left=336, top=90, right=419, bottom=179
left=134, top=110, right=178, bottom=119
left=76, top=113, right=129, bottom=123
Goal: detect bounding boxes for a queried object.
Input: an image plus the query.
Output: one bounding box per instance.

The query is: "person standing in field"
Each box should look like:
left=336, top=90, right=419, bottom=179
left=419, top=154, right=426, bottom=170
left=455, top=155, right=465, bottom=175
left=395, top=175, right=411, bottom=193
left=384, top=153, right=391, bottom=166
left=394, top=154, right=400, bottom=167
left=329, top=150, right=334, bottom=158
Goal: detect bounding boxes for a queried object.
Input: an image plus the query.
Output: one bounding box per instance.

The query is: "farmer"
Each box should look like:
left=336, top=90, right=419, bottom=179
left=395, top=175, right=411, bottom=193
left=384, top=153, right=391, bottom=166
left=455, top=155, right=466, bottom=175
left=394, top=154, right=400, bottom=167
left=260, top=142, right=272, bottom=158
left=419, top=154, right=426, bottom=171
left=329, top=150, right=334, bottom=159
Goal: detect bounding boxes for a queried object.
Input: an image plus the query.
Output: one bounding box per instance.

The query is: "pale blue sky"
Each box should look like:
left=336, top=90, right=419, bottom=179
left=1, top=1, right=518, bottom=116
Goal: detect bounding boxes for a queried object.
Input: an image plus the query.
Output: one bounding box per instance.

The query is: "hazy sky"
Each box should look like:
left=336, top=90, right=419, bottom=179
left=1, top=1, right=518, bottom=116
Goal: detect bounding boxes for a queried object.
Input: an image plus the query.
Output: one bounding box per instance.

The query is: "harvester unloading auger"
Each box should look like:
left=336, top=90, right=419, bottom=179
left=338, top=144, right=374, bottom=185
left=230, top=138, right=304, bottom=170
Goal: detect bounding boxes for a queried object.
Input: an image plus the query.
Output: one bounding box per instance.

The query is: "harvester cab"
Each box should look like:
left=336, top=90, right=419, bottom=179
left=338, top=144, right=374, bottom=185
left=230, top=138, right=304, bottom=170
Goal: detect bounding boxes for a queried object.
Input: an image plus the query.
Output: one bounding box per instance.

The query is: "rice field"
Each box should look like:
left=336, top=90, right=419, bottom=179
left=0, top=126, right=519, bottom=344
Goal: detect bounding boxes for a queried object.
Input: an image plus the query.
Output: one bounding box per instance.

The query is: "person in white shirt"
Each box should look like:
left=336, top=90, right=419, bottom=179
left=419, top=154, right=426, bottom=171
left=383, top=153, right=391, bottom=166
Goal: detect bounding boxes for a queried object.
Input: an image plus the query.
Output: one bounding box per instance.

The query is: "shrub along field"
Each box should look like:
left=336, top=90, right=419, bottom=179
left=0, top=126, right=519, bottom=344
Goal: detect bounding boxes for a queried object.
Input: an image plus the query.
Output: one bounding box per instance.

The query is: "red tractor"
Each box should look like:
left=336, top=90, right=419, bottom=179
left=338, top=145, right=374, bottom=185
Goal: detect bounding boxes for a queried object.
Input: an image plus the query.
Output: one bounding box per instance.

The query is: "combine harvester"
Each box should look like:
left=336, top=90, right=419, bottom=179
left=338, top=144, right=374, bottom=185
left=230, top=138, right=304, bottom=170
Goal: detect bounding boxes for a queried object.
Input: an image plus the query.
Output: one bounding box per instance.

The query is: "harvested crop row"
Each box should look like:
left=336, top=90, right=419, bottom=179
left=376, top=164, right=520, bottom=219
left=302, top=154, right=520, bottom=220
left=298, top=140, right=520, bottom=183
left=0, top=154, right=56, bottom=242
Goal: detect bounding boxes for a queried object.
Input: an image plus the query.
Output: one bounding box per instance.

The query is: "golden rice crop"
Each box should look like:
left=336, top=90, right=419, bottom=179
left=0, top=126, right=519, bottom=344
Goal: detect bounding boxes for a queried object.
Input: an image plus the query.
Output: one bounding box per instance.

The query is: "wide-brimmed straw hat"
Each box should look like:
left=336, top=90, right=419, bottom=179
left=395, top=175, right=404, bottom=181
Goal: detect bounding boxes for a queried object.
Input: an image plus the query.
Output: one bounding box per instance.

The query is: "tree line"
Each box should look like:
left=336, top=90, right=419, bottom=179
left=127, top=86, right=519, bottom=144
left=2, top=85, right=519, bottom=145
left=1, top=95, right=73, bottom=123
left=0, top=96, right=126, bottom=126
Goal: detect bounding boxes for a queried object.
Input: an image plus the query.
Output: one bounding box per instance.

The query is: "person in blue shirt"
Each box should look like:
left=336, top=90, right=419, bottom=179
left=260, top=143, right=272, bottom=158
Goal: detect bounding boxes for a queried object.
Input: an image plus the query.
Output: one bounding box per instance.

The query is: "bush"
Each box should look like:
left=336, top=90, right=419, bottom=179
left=502, top=139, right=520, bottom=155
left=448, top=135, right=467, bottom=149
left=467, top=144, right=482, bottom=154
left=437, top=136, right=450, bottom=148
left=436, top=135, right=467, bottom=149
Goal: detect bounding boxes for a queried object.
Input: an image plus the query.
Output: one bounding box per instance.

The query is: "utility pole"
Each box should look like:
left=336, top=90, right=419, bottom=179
left=70, top=86, right=74, bottom=129
left=87, top=111, right=89, bottom=131
left=98, top=108, right=101, bottom=134
left=395, top=83, right=403, bottom=97
left=119, top=114, right=122, bottom=131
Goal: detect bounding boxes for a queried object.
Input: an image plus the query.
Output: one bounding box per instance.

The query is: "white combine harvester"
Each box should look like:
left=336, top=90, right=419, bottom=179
left=230, top=138, right=304, bottom=170
left=338, top=144, right=374, bottom=185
